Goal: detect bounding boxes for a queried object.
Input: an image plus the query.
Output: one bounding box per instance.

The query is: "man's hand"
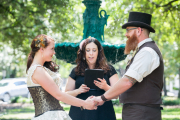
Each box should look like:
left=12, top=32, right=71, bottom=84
left=92, top=96, right=105, bottom=106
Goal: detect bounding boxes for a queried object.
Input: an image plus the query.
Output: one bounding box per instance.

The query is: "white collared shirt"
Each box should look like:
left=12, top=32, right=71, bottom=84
left=124, top=38, right=160, bottom=82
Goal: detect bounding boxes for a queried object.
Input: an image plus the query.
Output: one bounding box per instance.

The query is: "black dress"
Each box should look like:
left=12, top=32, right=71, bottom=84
left=69, top=65, right=117, bottom=120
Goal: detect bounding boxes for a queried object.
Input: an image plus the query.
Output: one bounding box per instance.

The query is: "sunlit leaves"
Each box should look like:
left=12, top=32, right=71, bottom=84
left=0, top=0, right=180, bottom=79
left=0, top=0, right=72, bottom=54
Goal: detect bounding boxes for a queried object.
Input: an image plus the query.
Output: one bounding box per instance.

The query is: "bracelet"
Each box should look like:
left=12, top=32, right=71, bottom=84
left=101, top=94, right=108, bottom=102
left=80, top=106, right=85, bottom=110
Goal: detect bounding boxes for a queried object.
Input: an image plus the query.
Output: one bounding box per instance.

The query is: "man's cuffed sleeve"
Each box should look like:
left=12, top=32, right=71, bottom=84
left=124, top=69, right=143, bottom=82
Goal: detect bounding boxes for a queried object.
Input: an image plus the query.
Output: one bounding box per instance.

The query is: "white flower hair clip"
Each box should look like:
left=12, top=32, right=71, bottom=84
left=79, top=39, right=86, bottom=50
left=79, top=36, right=95, bottom=50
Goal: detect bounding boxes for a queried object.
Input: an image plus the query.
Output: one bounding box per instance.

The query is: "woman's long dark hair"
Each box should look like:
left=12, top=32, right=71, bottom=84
left=26, top=34, right=59, bottom=72
left=75, top=37, right=109, bottom=75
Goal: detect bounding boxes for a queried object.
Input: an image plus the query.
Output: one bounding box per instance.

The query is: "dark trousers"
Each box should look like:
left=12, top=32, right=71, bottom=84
left=122, top=104, right=162, bottom=120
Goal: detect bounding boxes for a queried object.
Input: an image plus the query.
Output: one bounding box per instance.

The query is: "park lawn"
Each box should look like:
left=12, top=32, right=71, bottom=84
left=114, top=106, right=180, bottom=120
left=0, top=105, right=180, bottom=120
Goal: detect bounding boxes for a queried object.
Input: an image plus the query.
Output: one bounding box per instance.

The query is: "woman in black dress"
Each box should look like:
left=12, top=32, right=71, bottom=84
left=65, top=37, right=119, bottom=120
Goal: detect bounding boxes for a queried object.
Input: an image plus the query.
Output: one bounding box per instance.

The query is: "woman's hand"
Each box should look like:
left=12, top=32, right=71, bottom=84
left=84, top=96, right=97, bottom=110
left=77, top=84, right=90, bottom=94
left=94, top=78, right=110, bottom=91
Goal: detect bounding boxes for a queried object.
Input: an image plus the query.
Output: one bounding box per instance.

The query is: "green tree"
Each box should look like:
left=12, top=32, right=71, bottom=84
left=0, top=0, right=84, bottom=77
left=0, top=0, right=84, bottom=54
left=1, top=0, right=180, bottom=98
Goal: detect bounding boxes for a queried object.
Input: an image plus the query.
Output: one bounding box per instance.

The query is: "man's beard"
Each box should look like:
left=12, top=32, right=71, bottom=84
left=124, top=32, right=138, bottom=54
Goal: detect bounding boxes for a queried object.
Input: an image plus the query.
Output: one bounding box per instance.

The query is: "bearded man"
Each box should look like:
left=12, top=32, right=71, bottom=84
left=94, top=12, right=164, bottom=120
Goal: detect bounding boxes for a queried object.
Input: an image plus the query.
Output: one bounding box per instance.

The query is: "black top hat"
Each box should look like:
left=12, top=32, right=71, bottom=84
left=122, top=12, right=155, bottom=33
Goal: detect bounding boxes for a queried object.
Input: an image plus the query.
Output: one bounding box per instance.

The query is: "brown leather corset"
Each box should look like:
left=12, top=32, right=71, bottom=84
left=28, top=86, right=64, bottom=117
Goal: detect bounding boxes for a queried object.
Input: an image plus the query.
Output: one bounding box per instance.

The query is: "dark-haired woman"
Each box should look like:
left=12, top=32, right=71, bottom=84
left=26, top=34, right=97, bottom=120
left=65, top=37, right=119, bottom=120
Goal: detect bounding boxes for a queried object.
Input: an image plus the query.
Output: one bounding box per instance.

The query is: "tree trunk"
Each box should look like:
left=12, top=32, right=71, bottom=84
left=163, top=76, right=167, bottom=96
left=178, top=68, right=180, bottom=98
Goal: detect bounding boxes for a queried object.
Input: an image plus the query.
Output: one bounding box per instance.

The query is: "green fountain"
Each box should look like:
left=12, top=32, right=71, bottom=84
left=55, top=0, right=126, bottom=64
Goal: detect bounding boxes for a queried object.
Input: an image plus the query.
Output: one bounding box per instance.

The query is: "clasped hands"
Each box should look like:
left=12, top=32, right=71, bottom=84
left=79, top=78, right=108, bottom=110
left=84, top=95, right=105, bottom=110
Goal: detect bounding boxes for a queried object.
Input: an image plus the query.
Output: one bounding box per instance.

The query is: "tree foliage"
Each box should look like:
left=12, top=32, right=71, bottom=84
left=0, top=0, right=84, bottom=54
left=0, top=0, right=84, bottom=78
left=103, top=0, right=180, bottom=43
left=102, top=0, right=180, bottom=71
left=0, top=0, right=180, bottom=93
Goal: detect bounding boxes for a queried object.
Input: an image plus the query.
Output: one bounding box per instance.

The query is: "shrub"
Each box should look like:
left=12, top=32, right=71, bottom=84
left=162, top=96, right=180, bottom=105
left=112, top=99, right=120, bottom=105
left=11, top=96, right=21, bottom=103
left=173, top=87, right=179, bottom=90
left=11, top=96, right=33, bottom=103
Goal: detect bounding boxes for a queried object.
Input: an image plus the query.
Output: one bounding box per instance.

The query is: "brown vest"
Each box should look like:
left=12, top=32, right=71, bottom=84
left=120, top=41, right=164, bottom=104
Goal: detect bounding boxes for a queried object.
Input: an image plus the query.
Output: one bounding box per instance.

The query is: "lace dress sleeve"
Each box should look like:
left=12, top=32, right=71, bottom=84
left=43, top=67, right=62, bottom=88
left=27, top=65, right=42, bottom=87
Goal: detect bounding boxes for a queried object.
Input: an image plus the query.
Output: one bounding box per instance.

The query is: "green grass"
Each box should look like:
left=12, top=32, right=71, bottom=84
left=0, top=105, right=180, bottom=120
left=0, top=105, right=71, bottom=120
left=0, top=106, right=34, bottom=120
left=114, top=106, right=180, bottom=120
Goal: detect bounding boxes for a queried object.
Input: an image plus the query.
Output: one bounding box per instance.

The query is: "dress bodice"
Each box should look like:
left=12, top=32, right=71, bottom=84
left=27, top=64, right=64, bottom=117
left=28, top=86, right=64, bottom=117
left=27, top=64, right=62, bottom=87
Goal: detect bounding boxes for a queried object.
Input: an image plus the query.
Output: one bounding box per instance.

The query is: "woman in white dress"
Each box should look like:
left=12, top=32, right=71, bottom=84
left=26, top=34, right=97, bottom=120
